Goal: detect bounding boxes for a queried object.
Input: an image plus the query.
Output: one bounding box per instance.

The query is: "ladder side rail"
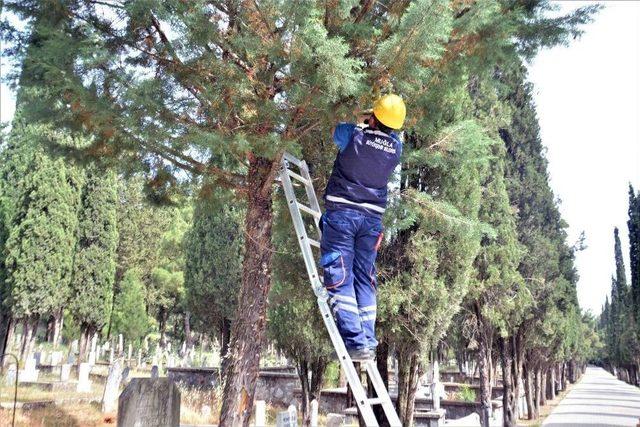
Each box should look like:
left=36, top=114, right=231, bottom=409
left=364, top=362, right=402, bottom=426
left=279, top=166, right=324, bottom=296
left=317, top=298, right=380, bottom=426
left=299, top=161, right=323, bottom=237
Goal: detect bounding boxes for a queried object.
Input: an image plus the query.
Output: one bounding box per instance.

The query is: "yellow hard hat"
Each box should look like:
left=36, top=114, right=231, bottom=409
left=372, top=94, right=406, bottom=130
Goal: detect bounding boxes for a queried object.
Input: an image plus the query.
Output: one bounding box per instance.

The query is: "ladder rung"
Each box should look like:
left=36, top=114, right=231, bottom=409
left=308, top=238, right=320, bottom=248
left=368, top=397, right=385, bottom=405
left=282, top=152, right=304, bottom=167
left=287, top=170, right=311, bottom=186
left=297, top=202, right=321, bottom=219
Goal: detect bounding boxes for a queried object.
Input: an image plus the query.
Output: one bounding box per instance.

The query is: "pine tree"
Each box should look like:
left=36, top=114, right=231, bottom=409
left=1, top=0, right=599, bottom=420
left=69, top=167, right=118, bottom=361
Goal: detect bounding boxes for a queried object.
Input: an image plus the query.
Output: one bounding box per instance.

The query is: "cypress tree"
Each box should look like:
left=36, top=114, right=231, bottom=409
left=628, top=186, right=640, bottom=326
left=184, top=191, right=243, bottom=360
left=69, top=167, right=118, bottom=361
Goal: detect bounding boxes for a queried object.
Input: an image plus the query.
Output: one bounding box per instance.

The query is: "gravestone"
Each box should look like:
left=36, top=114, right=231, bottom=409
left=19, top=356, right=39, bottom=382
left=118, top=334, right=124, bottom=356
left=60, top=363, right=72, bottom=382
left=33, top=352, right=42, bottom=366
left=151, top=365, right=159, bottom=378
left=128, top=343, right=133, bottom=361
left=310, top=399, right=319, bottom=427
left=102, top=359, right=124, bottom=413
left=77, top=362, right=92, bottom=392
left=276, top=405, right=297, bottom=427
left=255, top=400, right=266, bottom=426
left=50, top=351, right=63, bottom=366
left=117, top=378, right=180, bottom=427
left=71, top=339, right=79, bottom=353
left=5, top=365, right=17, bottom=386
left=326, top=413, right=346, bottom=427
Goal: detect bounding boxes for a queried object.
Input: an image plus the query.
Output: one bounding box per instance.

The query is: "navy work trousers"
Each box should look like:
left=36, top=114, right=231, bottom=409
left=320, top=208, right=383, bottom=350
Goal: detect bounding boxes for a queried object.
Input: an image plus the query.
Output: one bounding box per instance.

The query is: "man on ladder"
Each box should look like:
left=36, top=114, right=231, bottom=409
left=320, top=94, right=405, bottom=362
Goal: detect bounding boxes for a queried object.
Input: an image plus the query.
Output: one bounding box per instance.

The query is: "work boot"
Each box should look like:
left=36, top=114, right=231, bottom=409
left=331, top=347, right=373, bottom=362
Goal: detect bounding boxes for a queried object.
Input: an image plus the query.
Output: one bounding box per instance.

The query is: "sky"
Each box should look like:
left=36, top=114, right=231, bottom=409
left=528, top=1, right=640, bottom=315
left=1, top=3, right=638, bottom=315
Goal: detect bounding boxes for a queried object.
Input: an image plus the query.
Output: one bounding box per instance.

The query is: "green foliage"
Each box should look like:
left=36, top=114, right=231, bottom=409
left=457, top=384, right=476, bottom=403
left=69, top=166, right=118, bottom=333
left=184, top=191, right=243, bottom=337
left=3, top=124, right=82, bottom=319
left=111, top=269, right=151, bottom=343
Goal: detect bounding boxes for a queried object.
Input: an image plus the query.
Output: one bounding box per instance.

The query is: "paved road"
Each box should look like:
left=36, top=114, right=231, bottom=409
left=543, top=366, right=640, bottom=427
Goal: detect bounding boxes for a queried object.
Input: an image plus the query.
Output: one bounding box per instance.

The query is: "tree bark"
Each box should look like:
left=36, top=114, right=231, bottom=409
left=220, top=317, right=232, bottom=363
left=499, top=336, right=516, bottom=427
left=297, top=357, right=327, bottom=426
left=475, top=304, right=492, bottom=427
left=0, top=316, right=13, bottom=367
left=523, top=363, right=534, bottom=420
left=550, top=366, right=556, bottom=399
left=512, top=331, right=524, bottom=419
left=52, top=308, right=63, bottom=348
left=184, top=311, right=193, bottom=352
left=20, top=315, right=39, bottom=362
left=219, top=156, right=276, bottom=427
left=533, top=367, right=541, bottom=418
left=396, top=348, right=419, bottom=427
left=540, top=367, right=547, bottom=406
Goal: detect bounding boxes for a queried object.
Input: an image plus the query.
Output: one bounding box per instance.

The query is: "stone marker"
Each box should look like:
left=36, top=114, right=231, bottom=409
left=310, top=399, right=319, bottom=427
left=51, top=351, right=63, bottom=366
left=326, top=413, right=345, bottom=427
left=19, top=356, right=39, bottom=382
left=102, top=359, right=124, bottom=413
left=71, top=339, right=79, bottom=353
left=151, top=365, right=159, bottom=378
left=117, top=378, right=180, bottom=427
left=276, top=405, right=297, bottom=427
left=77, top=362, right=92, bottom=392
left=5, top=365, right=17, bottom=386
left=60, top=363, right=72, bottom=382
left=128, top=343, right=133, bottom=361
left=255, top=400, right=266, bottom=426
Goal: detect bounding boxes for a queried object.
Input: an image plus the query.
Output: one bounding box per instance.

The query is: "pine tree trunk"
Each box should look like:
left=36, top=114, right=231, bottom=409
left=297, top=359, right=311, bottom=426
left=78, top=325, right=90, bottom=363
left=0, top=316, right=13, bottom=367
left=396, top=348, right=419, bottom=427
left=159, top=307, right=167, bottom=349
left=184, top=311, right=193, bottom=352
left=499, top=337, right=516, bottom=427
left=523, top=363, right=534, bottom=420
left=219, top=156, right=275, bottom=427
left=475, top=304, right=492, bottom=427
left=547, top=365, right=556, bottom=400
left=52, top=308, right=63, bottom=348
left=533, top=367, right=541, bottom=418
left=20, top=316, right=39, bottom=362
left=512, top=331, right=524, bottom=419
left=540, top=367, right=547, bottom=406
left=46, top=316, right=55, bottom=343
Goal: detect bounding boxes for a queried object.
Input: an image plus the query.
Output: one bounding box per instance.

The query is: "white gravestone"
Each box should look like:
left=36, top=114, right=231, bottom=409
left=5, top=365, right=17, bottom=386
left=50, top=351, right=63, bottom=366
left=255, top=400, right=266, bottom=427
left=276, top=405, right=297, bottom=427
left=71, top=339, right=79, bottom=353
left=118, top=334, right=124, bottom=356
left=19, top=356, right=39, bottom=382
left=102, top=359, right=124, bottom=413
left=77, top=362, right=92, bottom=392
left=310, top=399, right=319, bottom=427
left=60, top=363, right=72, bottom=382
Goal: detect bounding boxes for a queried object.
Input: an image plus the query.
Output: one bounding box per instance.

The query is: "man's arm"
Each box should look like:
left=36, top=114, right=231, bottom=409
left=333, top=122, right=357, bottom=152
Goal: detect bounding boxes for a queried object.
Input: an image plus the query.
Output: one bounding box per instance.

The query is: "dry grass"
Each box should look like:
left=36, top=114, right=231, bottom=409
left=0, top=402, right=112, bottom=426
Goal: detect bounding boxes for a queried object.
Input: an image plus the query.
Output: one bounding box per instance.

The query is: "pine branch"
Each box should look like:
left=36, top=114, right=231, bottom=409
left=353, top=0, right=375, bottom=24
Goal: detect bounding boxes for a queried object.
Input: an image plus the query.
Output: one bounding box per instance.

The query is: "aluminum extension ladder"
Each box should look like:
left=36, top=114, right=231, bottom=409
left=277, top=152, right=401, bottom=427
